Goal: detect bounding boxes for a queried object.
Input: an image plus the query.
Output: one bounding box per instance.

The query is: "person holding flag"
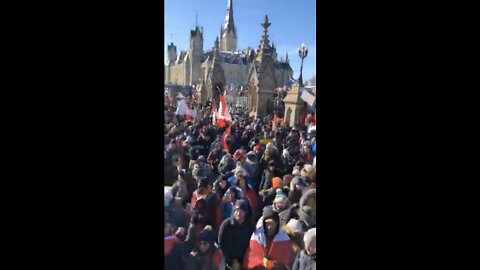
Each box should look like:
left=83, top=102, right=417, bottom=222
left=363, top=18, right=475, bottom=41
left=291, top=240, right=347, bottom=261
left=175, top=94, right=197, bottom=122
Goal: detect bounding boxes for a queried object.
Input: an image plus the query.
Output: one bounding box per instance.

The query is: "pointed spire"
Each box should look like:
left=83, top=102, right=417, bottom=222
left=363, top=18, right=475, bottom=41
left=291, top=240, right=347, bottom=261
left=259, top=15, right=271, bottom=50
left=213, top=37, right=221, bottom=64
left=286, top=52, right=289, bottom=62
left=195, top=10, right=198, bottom=27
left=223, top=0, right=235, bottom=34
left=261, top=15, right=271, bottom=32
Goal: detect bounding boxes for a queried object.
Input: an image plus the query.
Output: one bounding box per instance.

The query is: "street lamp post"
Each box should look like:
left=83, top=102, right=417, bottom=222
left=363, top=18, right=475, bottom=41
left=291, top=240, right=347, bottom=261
left=297, top=43, right=309, bottom=87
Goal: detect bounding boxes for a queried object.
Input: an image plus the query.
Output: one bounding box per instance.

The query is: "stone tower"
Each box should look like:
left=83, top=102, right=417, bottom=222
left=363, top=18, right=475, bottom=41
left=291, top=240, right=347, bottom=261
left=189, top=26, right=203, bottom=85
left=246, top=15, right=278, bottom=118
left=207, top=37, right=226, bottom=103
left=220, top=0, right=237, bottom=52
left=167, top=42, right=177, bottom=65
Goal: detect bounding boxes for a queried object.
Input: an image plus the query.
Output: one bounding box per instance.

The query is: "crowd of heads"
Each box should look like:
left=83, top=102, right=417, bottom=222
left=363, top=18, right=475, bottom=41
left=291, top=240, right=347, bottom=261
left=164, top=95, right=316, bottom=270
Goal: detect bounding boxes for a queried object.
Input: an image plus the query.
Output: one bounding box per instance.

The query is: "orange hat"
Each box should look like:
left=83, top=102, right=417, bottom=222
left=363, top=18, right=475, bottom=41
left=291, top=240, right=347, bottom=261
left=272, top=177, right=282, bottom=189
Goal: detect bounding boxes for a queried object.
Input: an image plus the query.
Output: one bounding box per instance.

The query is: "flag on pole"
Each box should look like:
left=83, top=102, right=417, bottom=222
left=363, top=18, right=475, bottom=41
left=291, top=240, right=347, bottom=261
left=175, top=96, right=196, bottom=121
left=216, top=94, right=232, bottom=128
left=223, top=125, right=231, bottom=153
left=211, top=102, right=217, bottom=125
left=191, top=85, right=196, bottom=102
left=167, top=88, right=173, bottom=103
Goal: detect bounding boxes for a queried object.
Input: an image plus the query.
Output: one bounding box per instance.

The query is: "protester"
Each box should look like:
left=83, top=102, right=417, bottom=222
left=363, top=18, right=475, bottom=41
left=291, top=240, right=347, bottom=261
left=282, top=219, right=305, bottom=261
left=164, top=88, right=316, bottom=270
left=292, top=228, right=316, bottom=270
left=186, top=225, right=224, bottom=270
left=259, top=161, right=282, bottom=191
left=212, top=174, right=231, bottom=200
left=244, top=207, right=293, bottom=269
left=171, top=169, right=191, bottom=206
left=218, top=200, right=255, bottom=269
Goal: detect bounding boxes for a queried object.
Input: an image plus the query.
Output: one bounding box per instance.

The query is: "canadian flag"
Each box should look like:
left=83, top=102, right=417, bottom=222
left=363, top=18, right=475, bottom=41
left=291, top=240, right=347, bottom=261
left=244, top=218, right=293, bottom=269
left=216, top=95, right=232, bottom=128
left=175, top=98, right=196, bottom=121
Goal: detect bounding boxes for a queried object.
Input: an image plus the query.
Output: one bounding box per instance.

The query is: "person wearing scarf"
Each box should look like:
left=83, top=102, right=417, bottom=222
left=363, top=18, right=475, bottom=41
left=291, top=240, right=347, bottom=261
left=243, top=207, right=293, bottom=269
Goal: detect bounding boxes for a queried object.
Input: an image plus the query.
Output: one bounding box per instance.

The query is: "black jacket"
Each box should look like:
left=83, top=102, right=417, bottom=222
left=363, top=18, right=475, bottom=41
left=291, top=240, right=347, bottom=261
left=292, top=250, right=316, bottom=270
left=217, top=217, right=255, bottom=266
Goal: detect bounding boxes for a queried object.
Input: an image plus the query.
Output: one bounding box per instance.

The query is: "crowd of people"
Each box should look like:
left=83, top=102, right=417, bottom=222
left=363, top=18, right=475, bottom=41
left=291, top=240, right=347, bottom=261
left=164, top=93, right=317, bottom=270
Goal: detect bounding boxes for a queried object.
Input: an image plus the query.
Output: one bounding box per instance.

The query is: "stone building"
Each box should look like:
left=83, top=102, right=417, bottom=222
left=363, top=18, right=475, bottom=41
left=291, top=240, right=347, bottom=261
left=246, top=15, right=278, bottom=118
left=164, top=0, right=293, bottom=90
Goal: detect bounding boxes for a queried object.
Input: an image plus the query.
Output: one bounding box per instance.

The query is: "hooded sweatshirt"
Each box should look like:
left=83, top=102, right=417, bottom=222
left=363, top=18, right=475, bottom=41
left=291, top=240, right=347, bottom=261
left=243, top=217, right=293, bottom=269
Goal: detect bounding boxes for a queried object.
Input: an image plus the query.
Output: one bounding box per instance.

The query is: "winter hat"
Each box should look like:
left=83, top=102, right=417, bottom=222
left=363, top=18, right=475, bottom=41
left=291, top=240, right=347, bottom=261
left=262, top=206, right=279, bottom=223
left=267, top=143, right=273, bottom=150
left=272, top=177, right=283, bottom=189
left=197, top=177, right=209, bottom=188
left=297, top=206, right=316, bottom=228
left=254, top=144, right=262, bottom=151
left=193, top=167, right=203, bottom=177
left=235, top=166, right=247, bottom=177
left=292, top=167, right=301, bottom=176
left=227, top=175, right=236, bottom=186
left=286, top=219, right=303, bottom=234
left=234, top=199, right=250, bottom=214
left=199, top=225, right=215, bottom=245
left=246, top=151, right=257, bottom=160
left=292, top=176, right=308, bottom=187
left=184, top=136, right=193, bottom=143
left=233, top=149, right=246, bottom=161
left=197, top=155, right=206, bottom=163
left=301, top=164, right=315, bottom=179
left=273, top=189, right=287, bottom=203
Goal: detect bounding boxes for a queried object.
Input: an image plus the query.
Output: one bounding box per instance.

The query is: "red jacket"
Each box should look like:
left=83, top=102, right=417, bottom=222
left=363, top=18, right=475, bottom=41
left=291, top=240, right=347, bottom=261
left=164, top=235, right=179, bottom=256
left=243, top=188, right=259, bottom=218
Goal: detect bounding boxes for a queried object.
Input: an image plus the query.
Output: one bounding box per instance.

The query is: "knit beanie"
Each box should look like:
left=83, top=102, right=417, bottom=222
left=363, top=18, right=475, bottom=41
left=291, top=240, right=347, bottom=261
left=199, top=225, right=215, bottom=245
left=272, top=177, right=283, bottom=189
left=273, top=189, right=287, bottom=203
left=292, top=167, right=301, bottom=176
left=286, top=219, right=303, bottom=234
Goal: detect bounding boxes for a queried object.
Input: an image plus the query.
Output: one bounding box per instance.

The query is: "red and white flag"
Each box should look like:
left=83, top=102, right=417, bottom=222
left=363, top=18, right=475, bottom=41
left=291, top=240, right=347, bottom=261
left=211, top=102, right=217, bottom=125
left=191, top=85, right=196, bottom=102
left=223, top=125, right=231, bottom=153
left=167, top=88, right=173, bottom=103
left=243, top=218, right=293, bottom=269
left=216, top=94, right=232, bottom=128
left=176, top=98, right=196, bottom=121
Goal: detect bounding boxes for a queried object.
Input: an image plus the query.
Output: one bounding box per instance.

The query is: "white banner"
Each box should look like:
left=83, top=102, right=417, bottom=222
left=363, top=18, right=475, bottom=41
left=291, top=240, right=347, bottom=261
left=301, top=90, right=316, bottom=106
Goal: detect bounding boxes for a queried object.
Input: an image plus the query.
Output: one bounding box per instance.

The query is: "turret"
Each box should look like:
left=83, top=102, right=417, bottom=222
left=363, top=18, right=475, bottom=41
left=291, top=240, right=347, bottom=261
left=167, top=42, right=177, bottom=65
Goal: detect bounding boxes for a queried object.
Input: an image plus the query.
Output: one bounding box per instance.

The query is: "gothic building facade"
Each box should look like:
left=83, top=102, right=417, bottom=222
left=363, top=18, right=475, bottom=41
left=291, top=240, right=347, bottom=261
left=164, top=0, right=293, bottom=89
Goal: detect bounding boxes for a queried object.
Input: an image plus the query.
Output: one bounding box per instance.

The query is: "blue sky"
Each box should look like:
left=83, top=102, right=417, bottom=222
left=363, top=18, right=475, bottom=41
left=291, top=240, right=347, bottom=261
left=164, top=0, right=316, bottom=81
